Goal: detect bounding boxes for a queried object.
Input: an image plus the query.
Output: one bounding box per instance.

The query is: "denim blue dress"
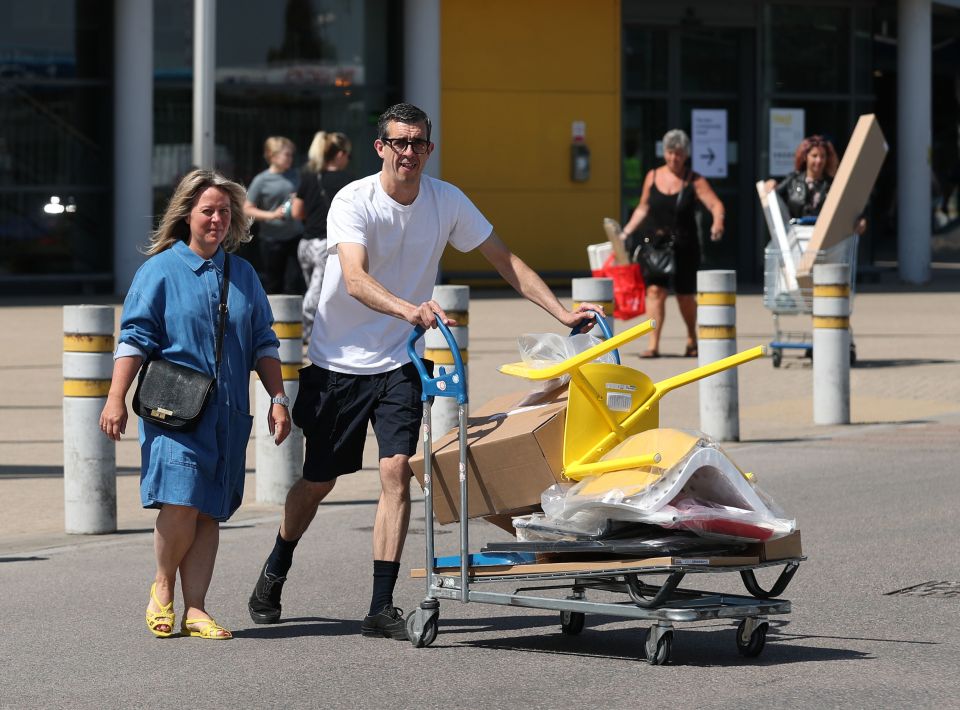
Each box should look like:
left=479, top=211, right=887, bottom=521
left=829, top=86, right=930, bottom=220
left=117, top=241, right=279, bottom=520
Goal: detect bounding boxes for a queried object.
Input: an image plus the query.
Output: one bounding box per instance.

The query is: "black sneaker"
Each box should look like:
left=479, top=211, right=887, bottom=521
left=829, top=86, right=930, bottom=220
left=360, top=605, right=408, bottom=640
left=248, top=562, right=286, bottom=624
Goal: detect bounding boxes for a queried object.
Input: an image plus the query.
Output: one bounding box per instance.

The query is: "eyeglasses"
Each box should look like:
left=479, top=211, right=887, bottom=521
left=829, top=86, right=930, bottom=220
left=382, top=137, right=430, bottom=155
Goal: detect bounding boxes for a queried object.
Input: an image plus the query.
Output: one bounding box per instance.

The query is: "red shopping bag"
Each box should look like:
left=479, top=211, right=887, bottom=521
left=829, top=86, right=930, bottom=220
left=592, top=254, right=645, bottom=320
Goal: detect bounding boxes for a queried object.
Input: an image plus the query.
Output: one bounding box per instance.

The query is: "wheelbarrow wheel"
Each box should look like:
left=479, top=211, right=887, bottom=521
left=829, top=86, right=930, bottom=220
left=406, top=611, right=438, bottom=648
left=560, top=610, right=585, bottom=635
left=645, top=628, right=673, bottom=665
left=735, top=619, right=768, bottom=658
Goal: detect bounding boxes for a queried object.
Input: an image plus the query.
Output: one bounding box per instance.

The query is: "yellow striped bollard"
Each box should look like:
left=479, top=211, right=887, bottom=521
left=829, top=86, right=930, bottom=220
left=63, top=305, right=117, bottom=533
left=256, top=295, right=304, bottom=504
left=697, top=270, right=740, bottom=441
left=425, top=285, right=469, bottom=436
left=572, top=277, right=615, bottom=334
left=813, top=263, right=851, bottom=425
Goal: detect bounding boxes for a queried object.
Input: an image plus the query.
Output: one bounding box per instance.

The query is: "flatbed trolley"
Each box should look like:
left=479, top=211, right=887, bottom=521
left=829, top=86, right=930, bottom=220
left=405, top=315, right=802, bottom=665
left=763, top=231, right=858, bottom=367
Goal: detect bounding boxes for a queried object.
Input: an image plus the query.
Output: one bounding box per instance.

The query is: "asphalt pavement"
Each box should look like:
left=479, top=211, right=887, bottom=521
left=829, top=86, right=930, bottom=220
left=1, top=266, right=959, bottom=708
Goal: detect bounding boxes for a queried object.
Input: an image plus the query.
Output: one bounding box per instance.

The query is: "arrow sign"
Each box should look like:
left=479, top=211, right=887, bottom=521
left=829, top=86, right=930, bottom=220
left=692, top=109, right=727, bottom=178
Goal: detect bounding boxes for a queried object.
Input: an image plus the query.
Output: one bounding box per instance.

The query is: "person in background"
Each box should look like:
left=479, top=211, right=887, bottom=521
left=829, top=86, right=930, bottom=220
left=99, top=169, right=291, bottom=640
left=620, top=128, right=725, bottom=358
left=763, top=134, right=867, bottom=234
left=244, top=136, right=302, bottom=294
left=247, top=103, right=604, bottom=640
left=293, top=131, right=353, bottom=340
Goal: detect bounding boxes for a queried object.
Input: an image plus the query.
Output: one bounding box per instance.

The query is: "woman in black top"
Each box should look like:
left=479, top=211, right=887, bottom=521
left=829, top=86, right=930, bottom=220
left=293, top=131, right=353, bottom=339
left=763, top=135, right=839, bottom=219
left=621, top=129, right=725, bottom=358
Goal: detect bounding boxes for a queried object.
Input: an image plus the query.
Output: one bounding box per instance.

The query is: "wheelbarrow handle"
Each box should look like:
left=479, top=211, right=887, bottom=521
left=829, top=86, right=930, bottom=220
left=406, top=315, right=468, bottom=404
left=570, top=309, right=620, bottom=365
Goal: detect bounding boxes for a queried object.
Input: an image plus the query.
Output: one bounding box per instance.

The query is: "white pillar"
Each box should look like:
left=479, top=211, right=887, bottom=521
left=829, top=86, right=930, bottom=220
left=897, top=0, right=932, bottom=284
left=571, top=277, right=615, bottom=335
left=425, top=285, right=469, bottom=437
left=813, top=264, right=851, bottom=425
left=404, top=0, right=441, bottom=177
left=697, top=271, right=740, bottom=441
left=63, top=306, right=117, bottom=534
left=256, top=296, right=304, bottom=504
left=193, top=0, right=217, bottom=169
left=113, top=0, right=153, bottom=294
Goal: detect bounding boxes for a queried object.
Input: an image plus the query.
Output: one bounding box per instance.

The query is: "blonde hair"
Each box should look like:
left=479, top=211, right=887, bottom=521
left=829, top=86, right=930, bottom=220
left=306, top=131, right=351, bottom=173
left=146, top=170, right=252, bottom=256
left=263, top=136, right=295, bottom=162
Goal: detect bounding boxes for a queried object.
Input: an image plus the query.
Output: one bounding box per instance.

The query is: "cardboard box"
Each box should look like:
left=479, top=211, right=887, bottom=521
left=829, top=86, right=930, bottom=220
left=409, top=388, right=568, bottom=524
left=747, top=530, right=803, bottom=562
left=797, top=114, right=888, bottom=277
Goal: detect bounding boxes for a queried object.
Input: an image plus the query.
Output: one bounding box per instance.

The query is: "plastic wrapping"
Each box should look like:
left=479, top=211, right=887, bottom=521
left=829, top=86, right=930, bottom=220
left=516, top=332, right=617, bottom=394
left=532, top=428, right=795, bottom=542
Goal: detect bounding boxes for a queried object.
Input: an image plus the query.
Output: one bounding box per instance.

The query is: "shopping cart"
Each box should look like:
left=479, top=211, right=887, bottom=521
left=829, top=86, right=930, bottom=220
left=404, top=315, right=803, bottom=665
left=763, top=232, right=858, bottom=368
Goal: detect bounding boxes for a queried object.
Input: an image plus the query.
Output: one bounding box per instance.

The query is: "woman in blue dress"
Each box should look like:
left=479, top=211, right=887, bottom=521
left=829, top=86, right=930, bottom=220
left=99, top=170, right=292, bottom=639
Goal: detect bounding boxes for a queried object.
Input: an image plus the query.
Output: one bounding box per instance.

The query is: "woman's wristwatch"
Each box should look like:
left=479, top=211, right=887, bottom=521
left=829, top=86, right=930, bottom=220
left=271, top=395, right=290, bottom=408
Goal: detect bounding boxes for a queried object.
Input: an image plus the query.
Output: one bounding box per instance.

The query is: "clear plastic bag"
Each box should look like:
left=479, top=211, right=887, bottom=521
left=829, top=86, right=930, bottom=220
left=538, top=428, right=795, bottom=542
left=517, top=332, right=617, bottom=394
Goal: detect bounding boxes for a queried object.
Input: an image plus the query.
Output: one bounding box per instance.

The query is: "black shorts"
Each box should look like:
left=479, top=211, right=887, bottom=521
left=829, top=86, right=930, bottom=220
left=292, top=362, right=430, bottom=482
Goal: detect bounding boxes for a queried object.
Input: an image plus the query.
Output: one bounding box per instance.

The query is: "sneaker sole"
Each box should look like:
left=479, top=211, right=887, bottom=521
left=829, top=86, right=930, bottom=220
left=360, top=627, right=408, bottom=640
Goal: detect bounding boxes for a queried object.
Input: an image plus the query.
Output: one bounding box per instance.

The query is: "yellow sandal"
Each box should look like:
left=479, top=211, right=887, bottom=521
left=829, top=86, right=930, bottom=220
left=145, top=582, right=176, bottom=638
left=181, top=617, right=233, bottom=640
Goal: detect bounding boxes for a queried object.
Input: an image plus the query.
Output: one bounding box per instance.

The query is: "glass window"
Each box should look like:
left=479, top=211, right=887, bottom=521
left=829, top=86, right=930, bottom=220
left=623, top=27, right=668, bottom=93
left=766, top=5, right=851, bottom=94
left=622, top=99, right=667, bottom=223
left=681, top=29, right=739, bottom=93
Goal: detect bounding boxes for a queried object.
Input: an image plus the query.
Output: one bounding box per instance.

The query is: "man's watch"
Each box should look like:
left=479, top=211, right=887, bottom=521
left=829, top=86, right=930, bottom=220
left=270, top=394, right=290, bottom=408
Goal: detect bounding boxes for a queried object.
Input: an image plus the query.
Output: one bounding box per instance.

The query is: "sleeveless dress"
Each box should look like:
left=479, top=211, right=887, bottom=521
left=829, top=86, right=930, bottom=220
left=644, top=170, right=701, bottom=294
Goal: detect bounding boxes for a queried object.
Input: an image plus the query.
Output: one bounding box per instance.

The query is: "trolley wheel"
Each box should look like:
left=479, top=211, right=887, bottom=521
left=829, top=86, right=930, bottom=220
left=406, top=612, right=438, bottom=648
left=772, top=349, right=782, bottom=368
left=644, top=628, right=673, bottom=666
left=735, top=619, right=768, bottom=658
left=560, top=610, right=585, bottom=635
left=850, top=342, right=857, bottom=367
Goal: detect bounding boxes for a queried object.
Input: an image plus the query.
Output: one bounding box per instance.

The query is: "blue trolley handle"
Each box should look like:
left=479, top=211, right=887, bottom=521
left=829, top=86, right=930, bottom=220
left=406, top=315, right=468, bottom=404
left=570, top=309, right=620, bottom=365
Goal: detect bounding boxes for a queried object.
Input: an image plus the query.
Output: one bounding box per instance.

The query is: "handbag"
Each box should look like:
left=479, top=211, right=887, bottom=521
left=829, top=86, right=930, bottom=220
left=132, top=254, right=230, bottom=431
left=631, top=169, right=689, bottom=281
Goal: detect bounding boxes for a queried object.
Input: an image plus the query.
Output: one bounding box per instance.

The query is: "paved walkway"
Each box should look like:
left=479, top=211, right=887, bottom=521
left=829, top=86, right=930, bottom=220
left=1, top=267, right=959, bottom=554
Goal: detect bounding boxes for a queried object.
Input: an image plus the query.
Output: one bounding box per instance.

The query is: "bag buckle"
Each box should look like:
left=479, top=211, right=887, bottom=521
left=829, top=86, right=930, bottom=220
left=150, top=407, right=173, bottom=420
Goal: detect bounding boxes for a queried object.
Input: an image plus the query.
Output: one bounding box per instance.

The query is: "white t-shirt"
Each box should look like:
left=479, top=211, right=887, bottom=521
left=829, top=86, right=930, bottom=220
left=307, top=173, right=492, bottom=374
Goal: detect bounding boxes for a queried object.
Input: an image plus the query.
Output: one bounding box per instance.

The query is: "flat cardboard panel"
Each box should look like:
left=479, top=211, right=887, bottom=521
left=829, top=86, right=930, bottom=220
left=747, top=530, right=803, bottom=561
left=411, top=555, right=761, bottom=578
left=797, top=114, right=887, bottom=276
left=410, top=388, right=569, bottom=524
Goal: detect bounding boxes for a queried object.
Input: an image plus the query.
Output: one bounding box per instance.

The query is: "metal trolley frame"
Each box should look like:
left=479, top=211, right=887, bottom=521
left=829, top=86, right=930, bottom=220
left=404, top=317, right=802, bottom=665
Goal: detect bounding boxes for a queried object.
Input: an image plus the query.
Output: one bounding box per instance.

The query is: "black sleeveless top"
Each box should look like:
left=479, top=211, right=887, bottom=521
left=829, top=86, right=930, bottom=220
left=646, top=170, right=698, bottom=248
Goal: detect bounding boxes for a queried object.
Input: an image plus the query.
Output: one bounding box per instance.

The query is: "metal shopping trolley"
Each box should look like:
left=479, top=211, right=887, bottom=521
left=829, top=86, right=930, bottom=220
left=758, top=183, right=859, bottom=368
left=404, top=315, right=803, bottom=665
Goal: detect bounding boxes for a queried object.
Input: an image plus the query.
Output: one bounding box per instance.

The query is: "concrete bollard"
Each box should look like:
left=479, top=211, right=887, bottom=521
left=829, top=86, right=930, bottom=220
left=256, top=295, right=305, bottom=504
left=572, top=277, right=615, bottom=334
left=63, top=305, right=117, bottom=534
left=813, top=263, right=851, bottom=425
left=696, top=270, right=740, bottom=441
left=425, top=285, right=469, bottom=436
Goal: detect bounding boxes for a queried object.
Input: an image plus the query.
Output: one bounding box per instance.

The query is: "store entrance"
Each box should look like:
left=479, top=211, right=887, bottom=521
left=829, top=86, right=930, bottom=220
left=622, top=23, right=758, bottom=279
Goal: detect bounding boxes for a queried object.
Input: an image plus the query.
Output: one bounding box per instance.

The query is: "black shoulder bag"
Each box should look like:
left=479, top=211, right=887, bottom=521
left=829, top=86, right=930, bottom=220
left=633, top=171, right=688, bottom=281
left=132, top=254, right=230, bottom=432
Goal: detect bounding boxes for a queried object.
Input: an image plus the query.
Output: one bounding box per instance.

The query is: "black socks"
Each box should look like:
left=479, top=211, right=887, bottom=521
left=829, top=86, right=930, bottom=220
left=369, top=560, right=400, bottom=615
left=265, top=531, right=299, bottom=578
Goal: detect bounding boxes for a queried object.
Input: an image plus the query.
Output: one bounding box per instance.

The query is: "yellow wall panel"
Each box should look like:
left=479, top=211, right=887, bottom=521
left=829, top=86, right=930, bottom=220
left=443, top=91, right=619, bottom=191
left=442, top=1, right=619, bottom=93
left=440, top=0, right=620, bottom=278
left=441, top=190, right=618, bottom=275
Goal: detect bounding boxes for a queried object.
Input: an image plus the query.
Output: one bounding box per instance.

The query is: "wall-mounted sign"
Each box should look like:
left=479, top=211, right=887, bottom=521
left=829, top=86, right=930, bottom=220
left=769, top=108, right=805, bottom=176
left=691, top=109, right=728, bottom=178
